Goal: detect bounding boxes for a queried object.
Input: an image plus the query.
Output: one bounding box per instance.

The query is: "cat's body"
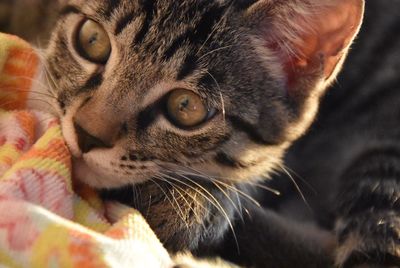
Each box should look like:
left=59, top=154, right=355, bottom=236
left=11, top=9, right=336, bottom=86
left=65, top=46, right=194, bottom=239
left=4, top=1, right=399, bottom=268
left=237, top=1, right=400, bottom=267
left=273, top=1, right=400, bottom=266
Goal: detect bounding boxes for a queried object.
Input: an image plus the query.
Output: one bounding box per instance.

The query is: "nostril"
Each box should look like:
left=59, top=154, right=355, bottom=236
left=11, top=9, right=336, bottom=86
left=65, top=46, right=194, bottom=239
left=74, top=123, right=112, bottom=153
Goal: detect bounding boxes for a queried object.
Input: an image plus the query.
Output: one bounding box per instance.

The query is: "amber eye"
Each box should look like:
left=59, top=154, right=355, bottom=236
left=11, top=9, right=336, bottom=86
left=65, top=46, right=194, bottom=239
left=77, top=19, right=111, bottom=63
left=166, top=89, right=209, bottom=128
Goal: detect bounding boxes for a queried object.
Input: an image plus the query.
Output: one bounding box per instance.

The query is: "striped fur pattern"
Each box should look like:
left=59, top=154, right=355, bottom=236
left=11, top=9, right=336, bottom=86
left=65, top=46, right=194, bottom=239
left=44, top=0, right=301, bottom=254
left=1, top=0, right=372, bottom=267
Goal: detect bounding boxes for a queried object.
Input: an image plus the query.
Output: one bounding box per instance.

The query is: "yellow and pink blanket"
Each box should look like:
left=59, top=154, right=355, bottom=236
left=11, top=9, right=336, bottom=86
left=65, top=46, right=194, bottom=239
left=0, top=33, right=236, bottom=268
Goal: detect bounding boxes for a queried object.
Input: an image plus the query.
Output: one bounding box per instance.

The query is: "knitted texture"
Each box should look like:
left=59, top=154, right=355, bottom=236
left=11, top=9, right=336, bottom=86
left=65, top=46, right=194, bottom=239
left=0, top=33, right=173, bottom=268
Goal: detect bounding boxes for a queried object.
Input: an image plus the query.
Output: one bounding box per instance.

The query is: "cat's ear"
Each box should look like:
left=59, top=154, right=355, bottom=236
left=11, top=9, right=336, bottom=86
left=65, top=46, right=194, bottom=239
left=244, top=0, right=364, bottom=94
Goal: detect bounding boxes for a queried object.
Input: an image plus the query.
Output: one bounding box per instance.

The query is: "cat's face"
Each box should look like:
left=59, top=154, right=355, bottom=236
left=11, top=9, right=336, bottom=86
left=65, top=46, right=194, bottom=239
left=44, top=0, right=364, bottom=189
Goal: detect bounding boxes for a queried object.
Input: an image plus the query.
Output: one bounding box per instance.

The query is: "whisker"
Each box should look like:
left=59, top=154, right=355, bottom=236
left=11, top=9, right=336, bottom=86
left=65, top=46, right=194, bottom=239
left=10, top=75, right=57, bottom=98
left=168, top=183, right=190, bottom=228
left=276, top=162, right=312, bottom=210
left=26, top=98, right=58, bottom=114
left=219, top=91, right=227, bottom=125
left=277, top=163, right=317, bottom=195
left=145, top=194, right=152, bottom=219
left=132, top=184, right=140, bottom=210
left=0, top=97, right=56, bottom=111
left=0, top=84, right=57, bottom=100
left=204, top=70, right=227, bottom=126
left=150, top=178, right=189, bottom=229
left=197, top=45, right=234, bottom=62
left=176, top=167, right=262, bottom=208
left=159, top=171, right=240, bottom=254
left=210, top=180, right=244, bottom=221
left=158, top=171, right=218, bottom=214
left=159, top=171, right=226, bottom=220
left=177, top=173, right=240, bottom=254
left=170, top=167, right=242, bottom=216
left=35, top=51, right=63, bottom=96
left=242, top=181, right=281, bottom=196
left=171, top=164, right=273, bottom=204
left=196, top=8, right=229, bottom=55
left=36, top=115, right=58, bottom=125
left=155, top=175, right=206, bottom=227
left=136, top=169, right=187, bottom=226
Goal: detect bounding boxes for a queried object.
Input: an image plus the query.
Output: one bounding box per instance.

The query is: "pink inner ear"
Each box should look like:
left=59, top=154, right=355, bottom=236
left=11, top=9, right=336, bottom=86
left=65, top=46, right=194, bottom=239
left=287, top=0, right=364, bottom=80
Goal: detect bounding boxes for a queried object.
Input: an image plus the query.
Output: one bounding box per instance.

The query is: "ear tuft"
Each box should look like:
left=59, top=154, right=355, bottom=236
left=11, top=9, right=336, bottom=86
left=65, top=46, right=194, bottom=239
left=246, top=0, right=364, bottom=92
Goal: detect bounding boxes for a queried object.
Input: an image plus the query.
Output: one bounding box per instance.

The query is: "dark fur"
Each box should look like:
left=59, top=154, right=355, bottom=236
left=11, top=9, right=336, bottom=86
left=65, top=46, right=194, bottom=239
left=251, top=1, right=400, bottom=267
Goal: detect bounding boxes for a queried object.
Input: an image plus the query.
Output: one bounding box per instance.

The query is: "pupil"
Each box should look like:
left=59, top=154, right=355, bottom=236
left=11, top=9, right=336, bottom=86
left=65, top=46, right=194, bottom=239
left=179, top=97, right=189, bottom=111
left=89, top=33, right=98, bottom=45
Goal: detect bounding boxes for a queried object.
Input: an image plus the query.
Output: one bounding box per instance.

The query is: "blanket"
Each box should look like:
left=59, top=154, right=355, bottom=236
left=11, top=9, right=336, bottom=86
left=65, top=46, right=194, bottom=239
left=0, top=33, right=236, bottom=268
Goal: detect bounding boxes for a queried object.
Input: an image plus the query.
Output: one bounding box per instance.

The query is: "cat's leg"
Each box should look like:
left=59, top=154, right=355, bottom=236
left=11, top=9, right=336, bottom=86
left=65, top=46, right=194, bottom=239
left=335, top=148, right=400, bottom=268
left=217, top=205, right=335, bottom=268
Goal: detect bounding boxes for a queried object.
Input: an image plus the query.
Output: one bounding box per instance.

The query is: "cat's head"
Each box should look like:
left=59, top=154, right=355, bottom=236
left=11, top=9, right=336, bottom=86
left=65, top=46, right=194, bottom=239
left=44, top=0, right=364, bottom=189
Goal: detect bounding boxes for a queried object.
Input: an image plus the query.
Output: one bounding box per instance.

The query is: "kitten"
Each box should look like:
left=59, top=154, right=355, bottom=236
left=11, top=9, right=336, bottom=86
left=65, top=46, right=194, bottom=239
left=1, top=0, right=366, bottom=267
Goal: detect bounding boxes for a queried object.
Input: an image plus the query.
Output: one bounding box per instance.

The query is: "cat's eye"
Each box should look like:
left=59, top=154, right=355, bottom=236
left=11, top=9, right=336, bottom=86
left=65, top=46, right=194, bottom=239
left=166, top=89, right=210, bottom=128
left=77, top=19, right=111, bottom=63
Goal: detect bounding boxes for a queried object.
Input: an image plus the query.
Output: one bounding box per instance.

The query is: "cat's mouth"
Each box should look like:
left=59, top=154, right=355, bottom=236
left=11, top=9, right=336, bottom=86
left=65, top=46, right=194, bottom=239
left=61, top=116, right=153, bottom=188
left=63, top=127, right=203, bottom=192
left=71, top=154, right=159, bottom=189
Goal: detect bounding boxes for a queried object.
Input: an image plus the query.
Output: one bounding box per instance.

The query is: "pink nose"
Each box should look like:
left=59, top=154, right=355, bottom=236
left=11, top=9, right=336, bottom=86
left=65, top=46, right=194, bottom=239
left=72, top=94, right=127, bottom=153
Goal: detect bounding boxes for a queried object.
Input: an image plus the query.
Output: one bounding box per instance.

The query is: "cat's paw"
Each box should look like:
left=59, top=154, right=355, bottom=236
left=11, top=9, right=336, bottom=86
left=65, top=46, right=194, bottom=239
left=335, top=211, right=400, bottom=268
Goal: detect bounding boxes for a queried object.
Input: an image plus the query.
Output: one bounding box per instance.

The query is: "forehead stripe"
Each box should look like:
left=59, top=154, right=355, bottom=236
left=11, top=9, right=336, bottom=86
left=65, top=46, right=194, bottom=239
left=176, top=54, right=199, bottom=80
left=133, top=0, right=156, bottom=45
left=162, top=4, right=227, bottom=61
left=115, top=12, right=136, bottom=35
left=103, top=0, right=122, bottom=18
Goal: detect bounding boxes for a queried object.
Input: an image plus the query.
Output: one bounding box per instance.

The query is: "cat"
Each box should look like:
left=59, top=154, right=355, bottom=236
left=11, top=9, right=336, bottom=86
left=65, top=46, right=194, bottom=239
left=0, top=0, right=370, bottom=267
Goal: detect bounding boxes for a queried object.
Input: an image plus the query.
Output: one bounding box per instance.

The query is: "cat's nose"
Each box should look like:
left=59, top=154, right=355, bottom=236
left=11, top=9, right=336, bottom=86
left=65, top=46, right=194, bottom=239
left=74, top=123, right=113, bottom=153
left=72, top=95, right=126, bottom=153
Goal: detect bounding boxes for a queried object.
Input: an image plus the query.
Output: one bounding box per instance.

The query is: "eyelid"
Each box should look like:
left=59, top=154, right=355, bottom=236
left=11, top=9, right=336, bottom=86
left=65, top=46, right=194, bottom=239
left=59, top=5, right=82, bottom=17
left=60, top=6, right=98, bottom=27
